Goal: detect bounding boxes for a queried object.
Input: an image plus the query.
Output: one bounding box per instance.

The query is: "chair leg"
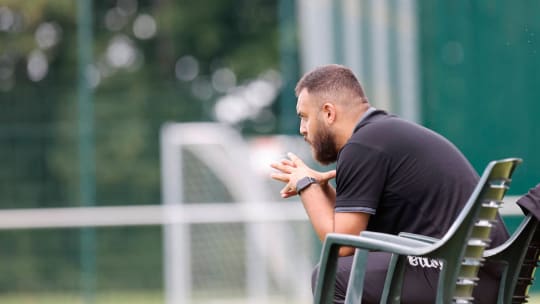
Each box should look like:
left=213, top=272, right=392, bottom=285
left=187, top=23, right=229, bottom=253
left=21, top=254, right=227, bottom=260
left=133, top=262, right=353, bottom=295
left=495, top=264, right=509, bottom=304
left=314, top=244, right=341, bottom=304
left=380, top=253, right=407, bottom=304
left=345, top=249, right=369, bottom=304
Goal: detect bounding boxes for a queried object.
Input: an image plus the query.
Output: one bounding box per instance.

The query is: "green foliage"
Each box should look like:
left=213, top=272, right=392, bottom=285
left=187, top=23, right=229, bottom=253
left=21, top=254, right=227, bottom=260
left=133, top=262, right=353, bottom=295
left=0, top=0, right=280, bottom=206
left=0, top=0, right=282, bottom=292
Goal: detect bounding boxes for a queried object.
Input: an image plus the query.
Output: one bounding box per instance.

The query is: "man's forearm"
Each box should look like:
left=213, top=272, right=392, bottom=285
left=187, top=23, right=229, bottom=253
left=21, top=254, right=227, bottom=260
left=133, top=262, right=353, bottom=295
left=299, top=183, right=336, bottom=242
left=321, top=182, right=336, bottom=203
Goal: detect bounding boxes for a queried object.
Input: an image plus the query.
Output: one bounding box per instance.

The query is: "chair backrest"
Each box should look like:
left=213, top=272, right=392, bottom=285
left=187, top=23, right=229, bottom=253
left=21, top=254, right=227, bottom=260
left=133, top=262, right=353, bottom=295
left=423, top=158, right=522, bottom=303
left=510, top=222, right=540, bottom=303
left=483, top=183, right=540, bottom=304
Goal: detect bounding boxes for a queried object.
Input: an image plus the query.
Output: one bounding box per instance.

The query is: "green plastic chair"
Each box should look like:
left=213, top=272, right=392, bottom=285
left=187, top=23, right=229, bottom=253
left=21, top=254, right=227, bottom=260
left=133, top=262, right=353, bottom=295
left=377, top=186, right=540, bottom=304
left=396, top=217, right=539, bottom=304
left=482, top=214, right=540, bottom=304
left=313, top=158, right=522, bottom=304
left=482, top=183, right=540, bottom=304
left=397, top=186, right=540, bottom=304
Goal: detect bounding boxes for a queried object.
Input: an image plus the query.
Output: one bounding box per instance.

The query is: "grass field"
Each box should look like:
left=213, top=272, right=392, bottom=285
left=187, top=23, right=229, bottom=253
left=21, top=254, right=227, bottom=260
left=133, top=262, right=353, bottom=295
left=0, top=292, right=309, bottom=304
left=1, top=292, right=540, bottom=303
left=0, top=291, right=162, bottom=304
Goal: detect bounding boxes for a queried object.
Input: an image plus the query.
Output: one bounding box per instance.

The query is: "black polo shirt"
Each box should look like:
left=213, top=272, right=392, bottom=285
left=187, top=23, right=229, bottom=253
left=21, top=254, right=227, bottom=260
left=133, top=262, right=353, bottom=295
left=335, top=109, right=509, bottom=247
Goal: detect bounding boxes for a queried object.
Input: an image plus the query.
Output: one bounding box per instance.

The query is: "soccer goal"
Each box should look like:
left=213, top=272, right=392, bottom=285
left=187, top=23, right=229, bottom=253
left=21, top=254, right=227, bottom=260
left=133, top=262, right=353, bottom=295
left=160, top=122, right=316, bottom=304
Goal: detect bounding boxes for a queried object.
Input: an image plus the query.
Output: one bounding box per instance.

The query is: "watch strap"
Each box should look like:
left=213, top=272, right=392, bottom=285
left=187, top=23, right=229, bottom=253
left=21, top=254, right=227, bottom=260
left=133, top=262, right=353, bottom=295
left=296, top=176, right=317, bottom=195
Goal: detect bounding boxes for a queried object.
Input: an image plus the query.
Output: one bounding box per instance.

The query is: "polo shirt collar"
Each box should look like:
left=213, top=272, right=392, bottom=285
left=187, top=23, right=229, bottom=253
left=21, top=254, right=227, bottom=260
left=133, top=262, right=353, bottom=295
left=353, top=106, right=380, bottom=132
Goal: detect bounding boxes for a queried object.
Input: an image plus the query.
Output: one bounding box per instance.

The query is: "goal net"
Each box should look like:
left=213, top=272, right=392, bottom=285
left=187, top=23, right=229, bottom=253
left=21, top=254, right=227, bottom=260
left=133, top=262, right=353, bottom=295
left=160, top=122, right=317, bottom=304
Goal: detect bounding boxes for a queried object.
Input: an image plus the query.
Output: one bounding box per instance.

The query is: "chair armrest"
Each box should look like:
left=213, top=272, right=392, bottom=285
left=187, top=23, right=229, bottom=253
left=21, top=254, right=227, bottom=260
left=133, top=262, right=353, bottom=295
left=323, top=232, right=432, bottom=256
left=360, top=231, right=436, bottom=248
left=315, top=232, right=437, bottom=304
left=397, top=232, right=439, bottom=244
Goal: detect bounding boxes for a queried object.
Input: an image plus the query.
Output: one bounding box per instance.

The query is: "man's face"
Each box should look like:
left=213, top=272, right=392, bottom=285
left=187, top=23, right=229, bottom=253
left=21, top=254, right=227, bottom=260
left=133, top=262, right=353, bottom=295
left=296, top=90, right=338, bottom=165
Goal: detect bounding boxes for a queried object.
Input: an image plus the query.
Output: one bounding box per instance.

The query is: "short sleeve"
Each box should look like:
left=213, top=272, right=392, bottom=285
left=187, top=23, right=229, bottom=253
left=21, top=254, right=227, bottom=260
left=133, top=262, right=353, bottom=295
left=335, top=143, right=390, bottom=214
left=517, top=183, right=540, bottom=220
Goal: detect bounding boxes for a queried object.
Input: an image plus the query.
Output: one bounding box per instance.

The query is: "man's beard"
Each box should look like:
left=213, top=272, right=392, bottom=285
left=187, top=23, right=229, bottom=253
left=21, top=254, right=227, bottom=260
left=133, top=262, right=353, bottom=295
left=311, top=125, right=338, bottom=165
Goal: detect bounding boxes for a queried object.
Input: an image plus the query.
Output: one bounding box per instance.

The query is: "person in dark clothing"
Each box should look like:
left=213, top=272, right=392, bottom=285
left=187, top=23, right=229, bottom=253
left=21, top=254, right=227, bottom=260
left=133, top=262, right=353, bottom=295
left=270, top=64, right=509, bottom=303
left=517, top=184, right=540, bottom=218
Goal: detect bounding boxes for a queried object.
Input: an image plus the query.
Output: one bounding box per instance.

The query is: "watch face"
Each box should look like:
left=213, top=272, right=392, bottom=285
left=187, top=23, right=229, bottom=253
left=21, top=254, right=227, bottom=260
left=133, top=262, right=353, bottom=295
left=297, top=178, right=309, bottom=189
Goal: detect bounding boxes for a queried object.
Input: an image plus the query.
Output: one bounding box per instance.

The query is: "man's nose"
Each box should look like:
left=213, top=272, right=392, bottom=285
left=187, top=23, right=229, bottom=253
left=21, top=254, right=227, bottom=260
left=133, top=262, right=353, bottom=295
left=299, top=124, right=307, bottom=136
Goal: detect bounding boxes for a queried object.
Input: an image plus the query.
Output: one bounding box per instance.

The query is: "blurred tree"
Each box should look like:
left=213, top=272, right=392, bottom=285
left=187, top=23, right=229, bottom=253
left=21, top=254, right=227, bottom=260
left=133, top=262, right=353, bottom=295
left=0, top=0, right=280, bottom=207
left=0, top=0, right=282, bottom=292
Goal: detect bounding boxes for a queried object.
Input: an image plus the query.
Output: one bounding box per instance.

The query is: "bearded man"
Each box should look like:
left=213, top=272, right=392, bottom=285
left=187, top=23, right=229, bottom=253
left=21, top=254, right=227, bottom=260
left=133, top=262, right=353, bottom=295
left=270, top=64, right=508, bottom=303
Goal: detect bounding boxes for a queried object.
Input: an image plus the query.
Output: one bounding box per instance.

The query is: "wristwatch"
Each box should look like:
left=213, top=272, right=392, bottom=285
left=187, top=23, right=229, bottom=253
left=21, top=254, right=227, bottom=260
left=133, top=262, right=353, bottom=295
left=296, top=176, right=317, bottom=195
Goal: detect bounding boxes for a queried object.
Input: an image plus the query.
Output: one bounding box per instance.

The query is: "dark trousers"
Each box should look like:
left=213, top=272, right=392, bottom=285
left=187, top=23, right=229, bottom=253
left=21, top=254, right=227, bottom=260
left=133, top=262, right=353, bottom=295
left=311, top=252, right=500, bottom=304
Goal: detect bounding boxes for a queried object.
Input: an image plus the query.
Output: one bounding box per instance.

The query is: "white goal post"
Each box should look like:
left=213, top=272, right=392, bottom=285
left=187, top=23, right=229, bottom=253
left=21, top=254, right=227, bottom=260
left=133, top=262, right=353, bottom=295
left=160, top=122, right=314, bottom=304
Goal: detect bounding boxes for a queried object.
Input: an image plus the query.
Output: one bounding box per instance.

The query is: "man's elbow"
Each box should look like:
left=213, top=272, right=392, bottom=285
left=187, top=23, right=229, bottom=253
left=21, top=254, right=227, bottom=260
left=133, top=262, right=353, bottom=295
left=338, top=246, right=356, bottom=257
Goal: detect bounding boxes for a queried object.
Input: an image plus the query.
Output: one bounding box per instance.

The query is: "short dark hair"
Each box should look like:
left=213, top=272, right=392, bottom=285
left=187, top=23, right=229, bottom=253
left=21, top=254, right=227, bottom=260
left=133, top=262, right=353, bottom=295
left=295, top=64, right=367, bottom=101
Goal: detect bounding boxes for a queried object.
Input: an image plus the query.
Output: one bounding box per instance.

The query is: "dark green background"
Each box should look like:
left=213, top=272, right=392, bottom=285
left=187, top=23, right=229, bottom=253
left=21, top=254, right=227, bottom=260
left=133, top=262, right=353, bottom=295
left=420, top=1, right=540, bottom=194
left=0, top=0, right=539, bottom=297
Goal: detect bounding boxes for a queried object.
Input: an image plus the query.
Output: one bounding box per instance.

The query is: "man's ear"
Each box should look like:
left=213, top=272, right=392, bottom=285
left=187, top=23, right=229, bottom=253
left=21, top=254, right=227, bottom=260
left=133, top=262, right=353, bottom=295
left=322, top=103, right=337, bottom=124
